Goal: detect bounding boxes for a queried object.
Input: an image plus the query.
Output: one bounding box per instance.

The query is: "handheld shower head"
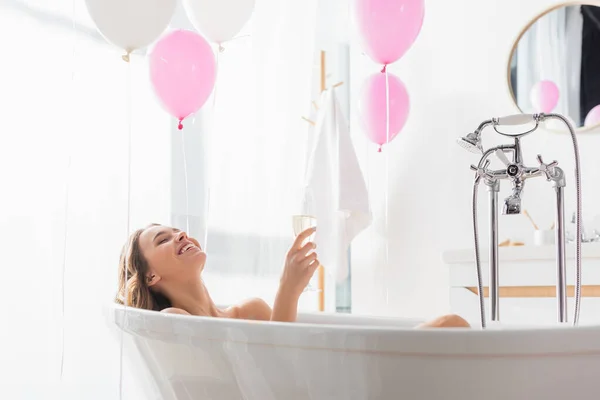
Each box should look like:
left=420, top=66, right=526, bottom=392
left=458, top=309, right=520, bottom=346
left=457, top=132, right=483, bottom=154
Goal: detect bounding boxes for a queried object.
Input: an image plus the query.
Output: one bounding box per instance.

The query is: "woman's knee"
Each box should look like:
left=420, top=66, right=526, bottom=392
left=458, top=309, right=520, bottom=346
left=417, top=313, right=471, bottom=328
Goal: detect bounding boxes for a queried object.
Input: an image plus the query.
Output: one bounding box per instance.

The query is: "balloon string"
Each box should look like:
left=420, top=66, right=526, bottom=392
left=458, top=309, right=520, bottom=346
left=60, top=157, right=70, bottom=382
left=367, top=130, right=374, bottom=315
left=182, top=130, right=189, bottom=235
left=384, top=68, right=390, bottom=306
left=204, top=50, right=220, bottom=252
left=119, top=54, right=133, bottom=400
left=60, top=0, right=77, bottom=382
left=60, top=151, right=71, bottom=379
left=212, top=51, right=220, bottom=112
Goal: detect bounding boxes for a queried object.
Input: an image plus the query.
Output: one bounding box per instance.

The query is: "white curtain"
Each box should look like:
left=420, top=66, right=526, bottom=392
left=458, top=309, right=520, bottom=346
left=515, top=5, right=583, bottom=125
left=199, top=0, right=320, bottom=308
left=1, top=1, right=172, bottom=398
left=0, top=0, right=320, bottom=397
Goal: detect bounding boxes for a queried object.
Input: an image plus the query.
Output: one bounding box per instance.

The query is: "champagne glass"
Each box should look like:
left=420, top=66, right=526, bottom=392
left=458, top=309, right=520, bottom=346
left=292, top=187, right=320, bottom=293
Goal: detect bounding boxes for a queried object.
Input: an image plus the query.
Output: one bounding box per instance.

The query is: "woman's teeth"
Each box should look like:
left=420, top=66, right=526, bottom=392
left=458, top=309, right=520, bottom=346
left=179, top=244, right=195, bottom=255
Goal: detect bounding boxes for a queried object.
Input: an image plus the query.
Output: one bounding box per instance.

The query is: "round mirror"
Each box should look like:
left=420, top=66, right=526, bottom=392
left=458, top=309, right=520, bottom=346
left=508, top=3, right=600, bottom=131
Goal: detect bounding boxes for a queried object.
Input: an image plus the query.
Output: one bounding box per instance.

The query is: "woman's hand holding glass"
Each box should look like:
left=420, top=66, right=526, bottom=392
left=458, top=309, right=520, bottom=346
left=291, top=186, right=320, bottom=292
left=279, top=227, right=320, bottom=299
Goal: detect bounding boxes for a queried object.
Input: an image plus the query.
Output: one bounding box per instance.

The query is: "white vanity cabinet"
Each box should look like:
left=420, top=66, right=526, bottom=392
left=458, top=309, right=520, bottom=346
left=443, top=244, right=600, bottom=326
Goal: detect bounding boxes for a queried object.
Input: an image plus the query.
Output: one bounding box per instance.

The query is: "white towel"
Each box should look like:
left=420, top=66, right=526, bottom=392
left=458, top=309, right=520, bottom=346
left=303, top=89, right=372, bottom=283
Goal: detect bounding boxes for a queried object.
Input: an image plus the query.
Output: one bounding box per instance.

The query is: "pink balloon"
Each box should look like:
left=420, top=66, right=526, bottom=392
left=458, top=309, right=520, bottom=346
left=530, top=80, right=559, bottom=114
left=358, top=72, right=410, bottom=151
left=352, top=0, right=425, bottom=66
left=149, top=29, right=216, bottom=129
left=584, top=105, right=600, bottom=127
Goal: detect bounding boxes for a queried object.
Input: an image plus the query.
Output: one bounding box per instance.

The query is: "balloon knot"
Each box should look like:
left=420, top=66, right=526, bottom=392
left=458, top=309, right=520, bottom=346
left=378, top=146, right=382, bottom=153
left=178, top=121, right=184, bottom=130
left=218, top=44, right=225, bottom=53
left=122, top=52, right=131, bottom=63
left=381, top=64, right=387, bottom=73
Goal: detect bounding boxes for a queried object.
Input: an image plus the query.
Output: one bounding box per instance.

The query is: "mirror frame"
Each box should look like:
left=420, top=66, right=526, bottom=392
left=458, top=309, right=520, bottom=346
left=506, top=1, right=600, bottom=133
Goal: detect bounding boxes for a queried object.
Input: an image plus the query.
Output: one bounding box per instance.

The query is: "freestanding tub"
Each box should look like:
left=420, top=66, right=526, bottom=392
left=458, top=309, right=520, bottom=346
left=108, top=304, right=600, bottom=399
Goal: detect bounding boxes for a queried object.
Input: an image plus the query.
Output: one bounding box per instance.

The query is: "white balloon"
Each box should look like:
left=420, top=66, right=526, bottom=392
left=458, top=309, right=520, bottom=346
left=183, top=0, right=255, bottom=45
left=84, top=0, right=177, bottom=54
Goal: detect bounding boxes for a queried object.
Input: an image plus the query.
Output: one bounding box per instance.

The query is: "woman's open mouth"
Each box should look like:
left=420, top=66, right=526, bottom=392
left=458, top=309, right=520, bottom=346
left=178, top=243, right=198, bottom=255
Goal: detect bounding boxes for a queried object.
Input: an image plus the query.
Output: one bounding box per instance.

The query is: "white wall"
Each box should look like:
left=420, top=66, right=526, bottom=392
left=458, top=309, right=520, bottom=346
left=162, top=0, right=600, bottom=319
left=348, top=0, right=600, bottom=319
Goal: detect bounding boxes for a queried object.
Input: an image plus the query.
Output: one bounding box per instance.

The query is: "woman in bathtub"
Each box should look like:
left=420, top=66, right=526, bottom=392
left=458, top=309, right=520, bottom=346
left=115, top=224, right=470, bottom=328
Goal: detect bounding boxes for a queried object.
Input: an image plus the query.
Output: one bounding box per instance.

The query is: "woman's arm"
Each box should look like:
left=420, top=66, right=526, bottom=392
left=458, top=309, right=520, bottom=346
left=234, top=293, right=297, bottom=323
left=271, top=227, right=320, bottom=323
left=271, top=286, right=299, bottom=323
left=234, top=298, right=273, bottom=321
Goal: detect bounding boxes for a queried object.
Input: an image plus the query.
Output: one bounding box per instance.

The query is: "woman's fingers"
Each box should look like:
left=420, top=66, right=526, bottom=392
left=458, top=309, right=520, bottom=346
left=305, top=259, right=320, bottom=278
left=300, top=252, right=318, bottom=268
left=292, top=241, right=315, bottom=259
left=291, top=227, right=316, bottom=249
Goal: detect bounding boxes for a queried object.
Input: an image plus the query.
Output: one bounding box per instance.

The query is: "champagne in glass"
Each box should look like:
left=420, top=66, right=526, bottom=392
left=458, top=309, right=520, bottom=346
left=292, top=187, right=320, bottom=293
left=292, top=215, right=317, bottom=244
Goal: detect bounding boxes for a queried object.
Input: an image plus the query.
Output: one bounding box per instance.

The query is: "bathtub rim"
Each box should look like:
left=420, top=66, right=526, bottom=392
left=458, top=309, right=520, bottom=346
left=105, top=303, right=600, bottom=360
left=105, top=302, right=591, bottom=334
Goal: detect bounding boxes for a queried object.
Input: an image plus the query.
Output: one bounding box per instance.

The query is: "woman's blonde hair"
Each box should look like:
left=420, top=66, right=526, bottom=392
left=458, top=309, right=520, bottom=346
left=115, top=224, right=171, bottom=311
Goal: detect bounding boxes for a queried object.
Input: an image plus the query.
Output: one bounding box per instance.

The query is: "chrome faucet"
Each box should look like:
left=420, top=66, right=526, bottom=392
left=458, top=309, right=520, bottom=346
left=503, top=180, right=523, bottom=215
left=457, top=113, right=583, bottom=329
left=567, top=212, right=600, bottom=243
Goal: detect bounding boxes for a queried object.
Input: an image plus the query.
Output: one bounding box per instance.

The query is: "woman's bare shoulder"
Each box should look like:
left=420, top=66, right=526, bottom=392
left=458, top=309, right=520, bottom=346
left=232, top=298, right=272, bottom=321
left=161, top=307, right=191, bottom=315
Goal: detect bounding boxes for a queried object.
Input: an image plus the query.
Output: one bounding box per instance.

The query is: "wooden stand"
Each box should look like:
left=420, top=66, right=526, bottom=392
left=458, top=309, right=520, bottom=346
left=317, top=51, right=326, bottom=312
left=303, top=50, right=344, bottom=312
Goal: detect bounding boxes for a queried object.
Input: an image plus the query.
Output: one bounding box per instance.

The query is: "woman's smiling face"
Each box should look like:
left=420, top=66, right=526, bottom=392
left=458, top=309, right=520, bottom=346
left=138, top=225, right=206, bottom=287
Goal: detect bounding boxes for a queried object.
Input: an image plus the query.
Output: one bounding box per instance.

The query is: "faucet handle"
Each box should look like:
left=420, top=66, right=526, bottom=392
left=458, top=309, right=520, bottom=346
left=470, top=160, right=494, bottom=181
left=536, top=154, right=558, bottom=180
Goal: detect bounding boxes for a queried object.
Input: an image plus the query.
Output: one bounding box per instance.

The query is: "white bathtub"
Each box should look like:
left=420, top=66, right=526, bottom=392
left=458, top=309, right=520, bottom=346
left=108, top=304, right=600, bottom=399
